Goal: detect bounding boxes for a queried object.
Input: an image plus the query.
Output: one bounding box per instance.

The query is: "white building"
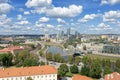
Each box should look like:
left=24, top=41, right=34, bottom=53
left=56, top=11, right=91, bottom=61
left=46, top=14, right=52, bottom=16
left=0, top=65, right=57, bottom=80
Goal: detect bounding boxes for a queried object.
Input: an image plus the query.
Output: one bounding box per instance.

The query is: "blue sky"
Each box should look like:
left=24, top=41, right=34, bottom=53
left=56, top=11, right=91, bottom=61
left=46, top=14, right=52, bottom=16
left=0, top=0, right=120, bottom=34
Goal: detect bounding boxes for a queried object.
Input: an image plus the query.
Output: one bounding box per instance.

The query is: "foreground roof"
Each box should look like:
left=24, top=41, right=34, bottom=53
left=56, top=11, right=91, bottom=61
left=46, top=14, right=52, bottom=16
left=105, top=72, right=120, bottom=80
left=0, top=65, right=57, bottom=78
left=73, top=74, right=92, bottom=80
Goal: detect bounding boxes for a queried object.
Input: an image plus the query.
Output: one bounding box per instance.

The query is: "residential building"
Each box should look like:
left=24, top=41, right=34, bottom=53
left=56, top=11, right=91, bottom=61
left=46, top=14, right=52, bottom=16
left=72, top=74, right=92, bottom=80
left=0, top=65, right=57, bottom=80
left=104, top=72, right=120, bottom=80
left=0, top=46, right=24, bottom=54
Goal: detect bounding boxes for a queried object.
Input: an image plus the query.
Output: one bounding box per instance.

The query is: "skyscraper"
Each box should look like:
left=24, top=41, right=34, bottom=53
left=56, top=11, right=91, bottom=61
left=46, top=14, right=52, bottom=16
left=75, top=31, right=80, bottom=39
left=67, top=28, right=71, bottom=39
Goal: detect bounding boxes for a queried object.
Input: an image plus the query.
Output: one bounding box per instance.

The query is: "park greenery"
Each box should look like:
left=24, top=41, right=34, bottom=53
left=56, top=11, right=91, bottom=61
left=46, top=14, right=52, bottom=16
left=63, top=38, right=81, bottom=48
left=15, top=50, right=39, bottom=67
left=0, top=50, right=43, bottom=67
left=57, top=55, right=120, bottom=79
left=46, top=53, right=65, bottom=63
left=0, top=53, right=13, bottom=67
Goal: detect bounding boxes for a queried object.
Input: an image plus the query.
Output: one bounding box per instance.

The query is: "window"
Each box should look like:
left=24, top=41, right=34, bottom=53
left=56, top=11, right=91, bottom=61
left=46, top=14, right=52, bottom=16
left=37, top=76, right=39, bottom=78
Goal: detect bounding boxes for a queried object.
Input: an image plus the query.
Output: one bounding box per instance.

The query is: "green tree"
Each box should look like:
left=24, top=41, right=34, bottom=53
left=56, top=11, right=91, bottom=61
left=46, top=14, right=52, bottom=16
left=39, top=61, right=45, bottom=65
left=23, top=58, right=39, bottom=67
left=68, top=55, right=74, bottom=64
left=26, top=77, right=33, bottom=80
left=82, top=56, right=91, bottom=65
left=104, top=66, right=112, bottom=75
left=58, top=64, right=69, bottom=77
left=46, top=53, right=53, bottom=61
left=115, top=59, right=120, bottom=73
left=15, top=50, right=39, bottom=67
left=39, top=51, right=44, bottom=57
left=53, top=53, right=65, bottom=63
left=80, top=65, right=90, bottom=76
left=15, top=50, right=29, bottom=66
left=70, top=65, right=78, bottom=73
left=0, top=53, right=13, bottom=67
left=83, top=45, right=86, bottom=50
left=63, top=43, right=68, bottom=48
left=75, top=56, right=81, bottom=65
left=89, top=62, right=102, bottom=79
left=102, top=59, right=111, bottom=68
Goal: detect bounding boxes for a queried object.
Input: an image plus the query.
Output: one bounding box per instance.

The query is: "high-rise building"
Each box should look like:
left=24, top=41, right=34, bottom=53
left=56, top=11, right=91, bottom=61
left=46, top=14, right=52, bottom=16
left=61, top=30, right=64, bottom=37
left=75, top=31, right=80, bottom=39
left=67, top=28, right=71, bottom=39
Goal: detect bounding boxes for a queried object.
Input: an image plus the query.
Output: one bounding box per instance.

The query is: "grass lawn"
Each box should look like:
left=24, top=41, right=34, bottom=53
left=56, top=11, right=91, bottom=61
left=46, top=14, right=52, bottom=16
left=84, top=54, right=120, bottom=62
left=65, top=72, right=73, bottom=77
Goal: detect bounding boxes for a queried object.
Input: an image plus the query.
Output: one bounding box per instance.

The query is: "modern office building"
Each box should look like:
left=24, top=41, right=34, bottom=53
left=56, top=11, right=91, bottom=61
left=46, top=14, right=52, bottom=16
left=0, top=65, right=57, bottom=80
left=102, top=45, right=120, bottom=54
left=75, top=31, right=80, bottom=39
left=67, top=28, right=71, bottom=39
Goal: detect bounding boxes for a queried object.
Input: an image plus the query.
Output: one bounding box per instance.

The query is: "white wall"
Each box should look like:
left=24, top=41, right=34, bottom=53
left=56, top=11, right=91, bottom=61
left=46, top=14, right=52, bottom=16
left=0, top=74, right=57, bottom=80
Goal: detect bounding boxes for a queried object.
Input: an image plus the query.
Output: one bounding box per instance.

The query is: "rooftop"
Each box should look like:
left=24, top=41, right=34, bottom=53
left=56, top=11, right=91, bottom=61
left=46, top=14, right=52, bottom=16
left=105, top=72, right=120, bottom=80
left=0, top=46, right=24, bottom=53
left=0, top=65, right=57, bottom=78
left=73, top=74, right=92, bottom=80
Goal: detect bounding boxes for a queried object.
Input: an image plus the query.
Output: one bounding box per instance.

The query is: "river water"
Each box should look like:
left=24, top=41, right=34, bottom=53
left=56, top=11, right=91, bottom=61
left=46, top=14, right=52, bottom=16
left=47, top=46, right=74, bottom=58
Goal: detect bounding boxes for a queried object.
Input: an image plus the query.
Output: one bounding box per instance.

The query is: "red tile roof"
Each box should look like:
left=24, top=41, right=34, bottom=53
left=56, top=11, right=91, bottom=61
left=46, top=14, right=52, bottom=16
left=105, top=72, right=120, bottom=80
left=0, top=46, right=23, bottom=53
left=0, top=65, right=57, bottom=78
left=73, top=74, right=92, bottom=80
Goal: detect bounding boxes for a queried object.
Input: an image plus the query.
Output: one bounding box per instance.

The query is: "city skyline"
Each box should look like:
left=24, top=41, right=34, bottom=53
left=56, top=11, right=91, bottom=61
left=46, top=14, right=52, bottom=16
left=0, top=0, right=120, bottom=35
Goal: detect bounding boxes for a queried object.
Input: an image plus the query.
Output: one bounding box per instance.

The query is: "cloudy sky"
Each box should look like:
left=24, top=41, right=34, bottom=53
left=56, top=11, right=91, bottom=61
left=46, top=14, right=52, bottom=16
left=0, top=0, right=120, bottom=34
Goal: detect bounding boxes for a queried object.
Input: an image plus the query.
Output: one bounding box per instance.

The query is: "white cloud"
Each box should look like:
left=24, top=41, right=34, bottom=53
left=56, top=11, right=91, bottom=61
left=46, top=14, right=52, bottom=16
left=91, top=23, right=112, bottom=31
left=0, top=14, right=12, bottom=27
left=0, top=3, right=13, bottom=14
left=46, top=24, right=54, bottom=28
left=35, top=23, right=45, bottom=28
left=17, top=20, right=30, bottom=25
left=38, top=17, right=50, bottom=23
left=103, top=10, right=120, bottom=26
left=17, top=14, right=26, bottom=21
left=78, top=14, right=99, bottom=22
left=0, top=0, right=8, bottom=3
left=24, top=11, right=30, bottom=15
left=30, top=7, right=47, bottom=14
left=25, top=0, right=52, bottom=8
left=17, top=14, right=30, bottom=25
left=25, top=0, right=83, bottom=18
left=46, top=5, right=83, bottom=18
left=101, top=0, right=120, bottom=5
left=57, top=18, right=66, bottom=24
left=19, top=8, right=24, bottom=12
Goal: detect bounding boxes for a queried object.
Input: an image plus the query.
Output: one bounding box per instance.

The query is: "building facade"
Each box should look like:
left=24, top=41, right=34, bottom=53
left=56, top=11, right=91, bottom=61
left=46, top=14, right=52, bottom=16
left=102, top=45, right=120, bottom=54
left=0, top=65, right=57, bottom=80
